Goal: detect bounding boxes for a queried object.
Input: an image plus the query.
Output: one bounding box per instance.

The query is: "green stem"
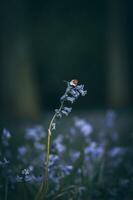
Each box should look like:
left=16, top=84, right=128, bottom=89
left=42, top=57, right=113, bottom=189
left=35, top=96, right=66, bottom=200
left=5, top=179, right=8, bottom=200
left=43, top=100, right=65, bottom=192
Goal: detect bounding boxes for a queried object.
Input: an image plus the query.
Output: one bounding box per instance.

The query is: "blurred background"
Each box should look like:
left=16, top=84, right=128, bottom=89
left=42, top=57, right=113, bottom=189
left=0, top=0, right=133, bottom=121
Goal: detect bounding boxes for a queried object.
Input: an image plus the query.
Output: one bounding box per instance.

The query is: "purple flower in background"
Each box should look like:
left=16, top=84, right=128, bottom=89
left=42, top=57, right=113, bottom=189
left=105, top=110, right=116, bottom=128
left=84, top=142, right=104, bottom=159
left=38, top=153, right=45, bottom=163
left=2, top=129, right=11, bottom=139
left=1, top=107, right=132, bottom=200
left=59, top=164, right=73, bottom=178
left=25, top=126, right=45, bottom=141
left=0, top=157, right=9, bottom=167
left=110, top=131, right=119, bottom=142
left=70, top=150, right=81, bottom=162
left=22, top=168, right=30, bottom=176
left=53, top=135, right=66, bottom=153
left=74, top=118, right=93, bottom=136
left=34, top=142, right=45, bottom=151
left=1, top=129, right=11, bottom=146
left=109, top=147, right=125, bottom=157
left=16, top=165, right=35, bottom=183
left=18, top=146, right=27, bottom=156
left=49, top=155, right=59, bottom=167
left=69, top=127, right=77, bottom=136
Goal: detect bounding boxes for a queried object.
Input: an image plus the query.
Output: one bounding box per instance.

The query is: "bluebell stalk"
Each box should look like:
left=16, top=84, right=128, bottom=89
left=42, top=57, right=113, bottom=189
left=35, top=80, right=87, bottom=200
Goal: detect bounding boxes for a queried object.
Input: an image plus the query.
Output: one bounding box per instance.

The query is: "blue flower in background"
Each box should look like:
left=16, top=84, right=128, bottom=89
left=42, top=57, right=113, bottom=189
left=70, top=150, right=81, bottom=162
left=1, top=129, right=11, bottom=146
left=53, top=135, right=66, bottom=153
left=0, top=157, right=9, bottom=167
left=84, top=142, right=104, bottom=160
left=25, top=126, right=46, bottom=141
left=18, top=146, right=27, bottom=156
left=105, top=110, right=116, bottom=128
left=109, top=147, right=126, bottom=157
left=34, top=142, right=45, bottom=151
left=0, top=103, right=131, bottom=200
left=74, top=118, right=93, bottom=137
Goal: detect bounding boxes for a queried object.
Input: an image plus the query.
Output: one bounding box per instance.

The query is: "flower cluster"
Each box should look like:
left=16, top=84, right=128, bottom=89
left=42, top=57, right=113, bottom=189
left=1, top=128, right=11, bottom=146
left=55, top=80, right=87, bottom=118
left=0, top=82, right=132, bottom=200
left=16, top=166, right=38, bottom=183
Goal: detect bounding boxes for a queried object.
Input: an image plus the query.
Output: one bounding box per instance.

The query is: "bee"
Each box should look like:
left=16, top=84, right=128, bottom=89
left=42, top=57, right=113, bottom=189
left=70, top=79, right=78, bottom=87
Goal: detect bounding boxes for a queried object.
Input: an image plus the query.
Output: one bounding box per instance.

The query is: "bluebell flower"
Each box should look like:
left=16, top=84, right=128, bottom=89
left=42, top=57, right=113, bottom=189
left=2, top=129, right=11, bottom=139
left=70, top=150, right=81, bottom=162
left=84, top=142, right=104, bottom=159
left=59, top=164, right=73, bottom=177
left=0, top=157, right=9, bottom=167
left=108, top=147, right=125, bottom=157
left=16, top=175, right=23, bottom=182
left=69, top=127, right=77, bottom=136
left=49, top=154, right=59, bottom=167
left=63, top=107, right=72, bottom=113
left=17, top=166, right=35, bottom=183
left=28, top=165, right=34, bottom=171
left=60, top=94, right=68, bottom=101
left=69, top=89, right=80, bottom=99
left=18, top=146, right=27, bottom=156
left=1, top=129, right=11, bottom=146
left=25, top=126, right=45, bottom=141
left=56, top=143, right=65, bottom=153
left=24, top=175, right=36, bottom=183
left=60, top=106, right=72, bottom=116
left=66, top=96, right=75, bottom=103
left=35, top=80, right=87, bottom=198
left=76, top=85, right=87, bottom=96
left=34, top=142, right=45, bottom=151
left=55, top=109, right=62, bottom=118
left=16, top=174, right=36, bottom=183
left=74, top=118, right=93, bottom=137
left=38, top=153, right=45, bottom=163
left=53, top=135, right=66, bottom=153
left=105, top=110, right=116, bottom=128
left=61, top=110, right=69, bottom=116
left=22, top=168, right=30, bottom=176
left=56, top=80, right=87, bottom=119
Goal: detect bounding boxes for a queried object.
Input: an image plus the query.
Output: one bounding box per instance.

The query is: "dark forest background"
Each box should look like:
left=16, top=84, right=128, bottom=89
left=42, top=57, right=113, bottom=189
left=0, top=0, right=133, bottom=120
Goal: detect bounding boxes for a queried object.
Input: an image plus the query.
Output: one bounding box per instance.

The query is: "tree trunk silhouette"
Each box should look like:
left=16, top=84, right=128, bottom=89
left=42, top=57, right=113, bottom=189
left=106, top=0, right=129, bottom=107
left=0, top=0, right=40, bottom=119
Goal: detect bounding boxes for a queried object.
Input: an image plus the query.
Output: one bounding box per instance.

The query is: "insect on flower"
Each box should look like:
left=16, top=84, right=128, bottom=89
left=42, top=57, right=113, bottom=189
left=70, top=79, right=78, bottom=87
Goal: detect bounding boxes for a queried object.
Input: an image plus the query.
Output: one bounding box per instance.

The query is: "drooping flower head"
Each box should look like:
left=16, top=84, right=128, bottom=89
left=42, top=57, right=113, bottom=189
left=55, top=80, right=87, bottom=118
